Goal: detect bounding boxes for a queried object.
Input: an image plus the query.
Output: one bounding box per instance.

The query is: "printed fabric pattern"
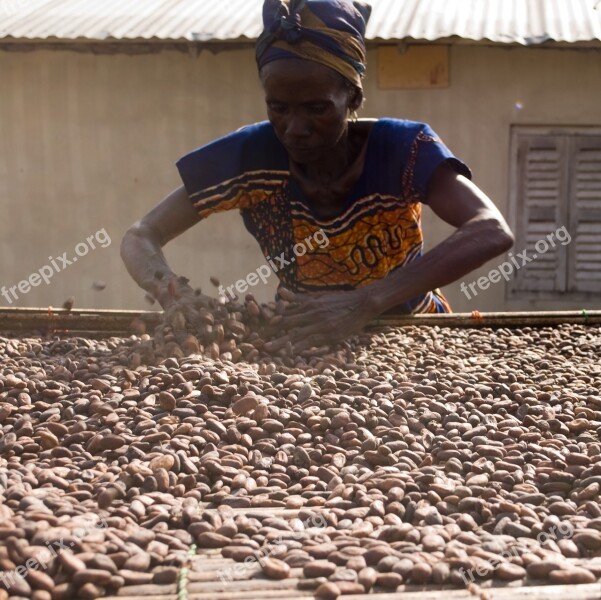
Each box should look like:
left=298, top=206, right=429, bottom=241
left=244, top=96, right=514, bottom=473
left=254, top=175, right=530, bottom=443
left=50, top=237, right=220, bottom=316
left=176, top=119, right=471, bottom=314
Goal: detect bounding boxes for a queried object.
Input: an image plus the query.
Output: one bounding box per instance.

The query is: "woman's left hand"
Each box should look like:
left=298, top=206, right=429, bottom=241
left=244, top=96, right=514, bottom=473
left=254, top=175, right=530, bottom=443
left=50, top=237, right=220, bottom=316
left=264, top=287, right=380, bottom=353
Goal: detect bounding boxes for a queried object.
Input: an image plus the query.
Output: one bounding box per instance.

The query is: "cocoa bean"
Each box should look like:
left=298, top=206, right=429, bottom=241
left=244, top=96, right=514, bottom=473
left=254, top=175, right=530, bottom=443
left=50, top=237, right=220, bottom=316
left=261, top=558, right=290, bottom=580
left=304, top=561, right=337, bottom=577
left=549, top=567, right=596, bottom=584
left=315, top=581, right=340, bottom=599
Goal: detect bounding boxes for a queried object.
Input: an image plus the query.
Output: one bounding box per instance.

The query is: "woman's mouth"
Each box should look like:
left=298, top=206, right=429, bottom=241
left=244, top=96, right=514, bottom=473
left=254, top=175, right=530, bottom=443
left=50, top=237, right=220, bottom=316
left=287, top=145, right=316, bottom=160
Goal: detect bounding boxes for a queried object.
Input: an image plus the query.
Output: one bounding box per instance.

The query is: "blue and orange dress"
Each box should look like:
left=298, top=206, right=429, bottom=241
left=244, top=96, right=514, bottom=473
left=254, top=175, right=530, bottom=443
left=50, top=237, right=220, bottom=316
left=176, top=118, right=471, bottom=314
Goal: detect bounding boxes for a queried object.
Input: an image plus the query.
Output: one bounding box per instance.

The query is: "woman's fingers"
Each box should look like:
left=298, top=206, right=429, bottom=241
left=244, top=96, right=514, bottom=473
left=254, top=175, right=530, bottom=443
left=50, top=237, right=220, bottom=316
left=182, top=304, right=206, bottom=335
left=278, top=310, right=320, bottom=331
left=293, top=332, right=333, bottom=353
left=289, top=321, right=333, bottom=343
left=264, top=321, right=341, bottom=354
left=278, top=287, right=298, bottom=302
left=293, top=335, right=319, bottom=353
left=265, top=332, right=328, bottom=355
left=166, top=308, right=188, bottom=345
left=280, top=302, right=314, bottom=317
left=264, top=307, right=316, bottom=336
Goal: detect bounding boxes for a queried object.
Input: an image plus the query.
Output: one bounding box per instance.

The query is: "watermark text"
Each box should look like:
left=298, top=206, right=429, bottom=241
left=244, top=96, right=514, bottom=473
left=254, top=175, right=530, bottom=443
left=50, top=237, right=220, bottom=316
left=460, top=225, right=571, bottom=300
left=219, top=229, right=330, bottom=300
left=1, top=228, right=112, bottom=305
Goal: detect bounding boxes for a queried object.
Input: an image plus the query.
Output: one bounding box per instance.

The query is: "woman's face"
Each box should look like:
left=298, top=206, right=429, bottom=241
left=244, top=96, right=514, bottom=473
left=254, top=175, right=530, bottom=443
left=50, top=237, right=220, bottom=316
left=260, top=59, right=356, bottom=165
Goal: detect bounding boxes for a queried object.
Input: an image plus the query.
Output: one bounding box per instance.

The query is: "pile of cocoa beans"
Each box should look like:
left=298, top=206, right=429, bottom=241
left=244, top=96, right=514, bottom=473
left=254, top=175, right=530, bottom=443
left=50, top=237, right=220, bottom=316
left=1, top=322, right=601, bottom=599
left=132, top=292, right=347, bottom=368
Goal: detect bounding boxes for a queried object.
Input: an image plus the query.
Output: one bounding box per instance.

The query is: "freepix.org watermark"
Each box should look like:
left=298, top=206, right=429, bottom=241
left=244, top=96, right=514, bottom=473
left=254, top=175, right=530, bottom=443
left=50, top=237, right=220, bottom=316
left=1, top=228, right=112, bottom=305
left=460, top=225, right=571, bottom=300
left=219, top=229, right=330, bottom=301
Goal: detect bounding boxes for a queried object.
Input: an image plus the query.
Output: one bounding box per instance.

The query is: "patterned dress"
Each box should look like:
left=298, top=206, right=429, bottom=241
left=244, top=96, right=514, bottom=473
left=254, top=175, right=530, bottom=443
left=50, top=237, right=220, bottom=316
left=176, top=118, right=471, bottom=314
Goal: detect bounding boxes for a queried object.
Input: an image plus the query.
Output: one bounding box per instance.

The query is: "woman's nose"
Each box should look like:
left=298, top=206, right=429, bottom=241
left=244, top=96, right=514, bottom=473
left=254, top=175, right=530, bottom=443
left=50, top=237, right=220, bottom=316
left=285, top=114, right=310, bottom=139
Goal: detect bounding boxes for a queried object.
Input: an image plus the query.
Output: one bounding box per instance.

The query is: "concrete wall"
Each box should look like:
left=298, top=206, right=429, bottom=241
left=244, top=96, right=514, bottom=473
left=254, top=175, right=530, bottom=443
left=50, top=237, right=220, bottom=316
left=0, top=44, right=600, bottom=312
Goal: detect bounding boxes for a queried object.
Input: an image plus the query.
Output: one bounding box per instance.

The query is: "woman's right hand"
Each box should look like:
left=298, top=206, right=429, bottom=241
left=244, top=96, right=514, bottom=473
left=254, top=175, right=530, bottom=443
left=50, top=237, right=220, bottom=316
left=149, top=273, right=214, bottom=344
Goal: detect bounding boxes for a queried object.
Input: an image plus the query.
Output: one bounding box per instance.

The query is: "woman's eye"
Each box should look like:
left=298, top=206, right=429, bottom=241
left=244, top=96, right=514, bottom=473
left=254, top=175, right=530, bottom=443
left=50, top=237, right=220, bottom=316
left=268, top=104, right=286, bottom=114
left=307, top=105, right=328, bottom=115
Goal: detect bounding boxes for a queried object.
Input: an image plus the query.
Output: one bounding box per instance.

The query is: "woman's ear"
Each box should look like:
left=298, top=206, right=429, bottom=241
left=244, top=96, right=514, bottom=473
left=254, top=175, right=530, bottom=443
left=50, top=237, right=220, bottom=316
left=349, top=90, right=364, bottom=112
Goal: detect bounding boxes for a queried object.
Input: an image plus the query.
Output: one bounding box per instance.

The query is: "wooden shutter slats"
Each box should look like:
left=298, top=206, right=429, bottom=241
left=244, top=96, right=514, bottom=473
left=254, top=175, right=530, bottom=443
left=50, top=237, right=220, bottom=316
left=568, top=136, right=601, bottom=293
left=511, top=135, right=566, bottom=294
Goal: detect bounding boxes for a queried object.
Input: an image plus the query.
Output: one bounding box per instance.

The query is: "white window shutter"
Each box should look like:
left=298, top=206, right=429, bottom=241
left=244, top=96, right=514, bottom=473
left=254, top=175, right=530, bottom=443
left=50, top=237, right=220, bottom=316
left=512, top=135, right=569, bottom=293
left=568, top=136, right=601, bottom=293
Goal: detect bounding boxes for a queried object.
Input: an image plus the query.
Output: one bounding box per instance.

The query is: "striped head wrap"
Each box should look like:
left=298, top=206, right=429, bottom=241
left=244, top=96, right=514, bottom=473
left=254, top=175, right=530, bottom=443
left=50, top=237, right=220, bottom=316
left=256, top=0, right=372, bottom=89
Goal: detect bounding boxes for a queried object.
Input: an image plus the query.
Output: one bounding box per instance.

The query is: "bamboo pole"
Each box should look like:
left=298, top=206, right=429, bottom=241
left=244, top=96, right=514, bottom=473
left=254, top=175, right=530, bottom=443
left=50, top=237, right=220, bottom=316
left=368, top=310, right=601, bottom=329
left=0, top=307, right=163, bottom=336
left=0, top=307, right=600, bottom=336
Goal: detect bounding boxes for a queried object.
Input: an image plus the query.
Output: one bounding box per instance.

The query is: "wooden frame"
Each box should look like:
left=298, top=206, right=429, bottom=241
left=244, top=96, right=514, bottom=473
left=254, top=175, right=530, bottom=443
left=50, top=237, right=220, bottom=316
left=1, top=307, right=601, bottom=337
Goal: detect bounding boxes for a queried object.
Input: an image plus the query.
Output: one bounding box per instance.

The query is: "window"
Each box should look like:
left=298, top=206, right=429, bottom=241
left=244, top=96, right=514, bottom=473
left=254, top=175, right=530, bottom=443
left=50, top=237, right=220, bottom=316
left=508, top=127, right=601, bottom=298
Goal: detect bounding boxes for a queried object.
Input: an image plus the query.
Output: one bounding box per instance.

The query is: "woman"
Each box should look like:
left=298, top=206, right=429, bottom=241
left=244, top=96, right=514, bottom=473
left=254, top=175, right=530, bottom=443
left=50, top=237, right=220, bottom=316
left=121, top=0, right=513, bottom=352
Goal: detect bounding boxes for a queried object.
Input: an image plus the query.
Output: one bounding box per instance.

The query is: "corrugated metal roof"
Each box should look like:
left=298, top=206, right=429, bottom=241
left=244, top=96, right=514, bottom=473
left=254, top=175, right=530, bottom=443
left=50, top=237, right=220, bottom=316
left=2, top=0, right=601, bottom=45
left=369, top=0, right=601, bottom=44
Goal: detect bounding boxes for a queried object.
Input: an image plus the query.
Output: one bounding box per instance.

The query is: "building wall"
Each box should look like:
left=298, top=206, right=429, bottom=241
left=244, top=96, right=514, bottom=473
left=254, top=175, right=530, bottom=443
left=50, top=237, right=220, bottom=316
left=0, top=44, right=600, bottom=312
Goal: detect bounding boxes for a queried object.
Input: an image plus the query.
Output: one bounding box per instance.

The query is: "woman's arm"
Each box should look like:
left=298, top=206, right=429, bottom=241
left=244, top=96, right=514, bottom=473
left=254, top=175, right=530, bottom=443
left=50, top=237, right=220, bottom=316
left=121, top=185, right=212, bottom=338
left=366, top=162, right=514, bottom=313
left=271, top=163, right=514, bottom=351
left=120, top=185, right=201, bottom=305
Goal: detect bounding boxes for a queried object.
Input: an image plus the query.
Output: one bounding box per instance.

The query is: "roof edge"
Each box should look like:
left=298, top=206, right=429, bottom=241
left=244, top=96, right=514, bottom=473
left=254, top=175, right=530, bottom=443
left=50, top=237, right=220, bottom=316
left=2, top=36, right=601, bottom=50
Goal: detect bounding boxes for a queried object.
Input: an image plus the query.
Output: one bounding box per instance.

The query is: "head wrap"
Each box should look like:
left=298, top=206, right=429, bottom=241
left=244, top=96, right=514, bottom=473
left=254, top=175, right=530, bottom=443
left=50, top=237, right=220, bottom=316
left=256, top=0, right=371, bottom=89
